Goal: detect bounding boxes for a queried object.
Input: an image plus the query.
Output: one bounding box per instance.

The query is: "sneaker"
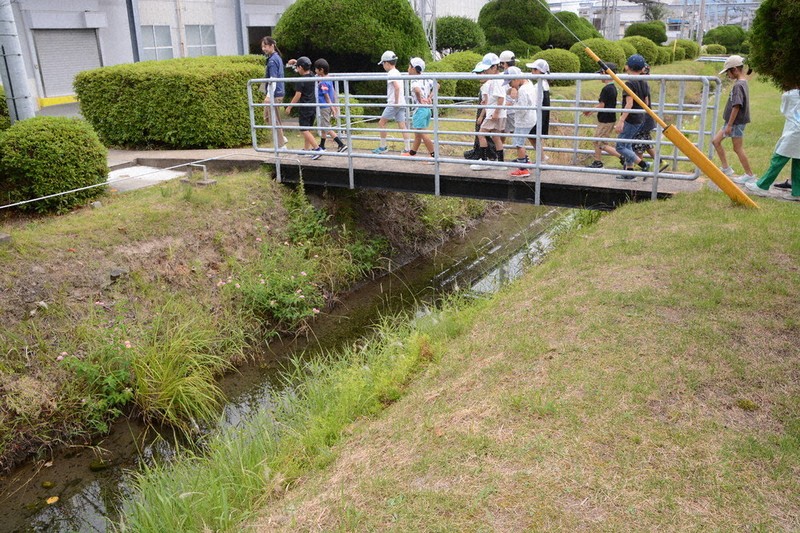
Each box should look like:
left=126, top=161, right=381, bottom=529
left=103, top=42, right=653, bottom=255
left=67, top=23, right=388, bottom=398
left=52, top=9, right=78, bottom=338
left=744, top=180, right=772, bottom=197
left=372, top=146, right=388, bottom=154
left=310, top=147, right=325, bottom=160
left=401, top=151, right=412, bottom=156
left=337, top=144, right=348, bottom=153
left=732, top=173, right=755, bottom=184
left=619, top=156, right=626, bottom=168
left=541, top=154, right=551, bottom=162
left=783, top=193, right=800, bottom=202
left=639, top=161, right=652, bottom=172
left=616, top=175, right=636, bottom=181
left=720, top=166, right=735, bottom=177
left=774, top=179, right=791, bottom=190
left=587, top=160, right=604, bottom=168
left=470, top=163, right=490, bottom=171
left=510, top=168, right=530, bottom=177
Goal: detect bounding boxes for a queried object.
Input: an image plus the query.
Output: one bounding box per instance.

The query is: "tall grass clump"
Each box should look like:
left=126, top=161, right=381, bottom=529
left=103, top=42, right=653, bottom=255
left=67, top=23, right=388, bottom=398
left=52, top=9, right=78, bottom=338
left=118, top=301, right=476, bottom=532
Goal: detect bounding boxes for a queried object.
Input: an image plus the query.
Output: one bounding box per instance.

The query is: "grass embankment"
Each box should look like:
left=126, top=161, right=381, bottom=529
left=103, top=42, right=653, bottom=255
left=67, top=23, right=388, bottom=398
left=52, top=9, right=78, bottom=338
left=239, top=190, right=798, bottom=531
left=0, top=169, right=489, bottom=473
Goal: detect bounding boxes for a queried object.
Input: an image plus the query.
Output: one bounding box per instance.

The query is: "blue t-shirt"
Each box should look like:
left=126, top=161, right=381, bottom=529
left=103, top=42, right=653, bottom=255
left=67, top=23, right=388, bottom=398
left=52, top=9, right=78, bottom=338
left=317, top=79, right=336, bottom=109
left=265, top=53, right=285, bottom=98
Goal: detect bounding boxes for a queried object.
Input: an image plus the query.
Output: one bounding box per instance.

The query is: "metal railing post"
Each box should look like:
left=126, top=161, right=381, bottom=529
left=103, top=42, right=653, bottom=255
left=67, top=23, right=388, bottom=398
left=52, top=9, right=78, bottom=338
left=343, top=80, right=354, bottom=189
left=572, top=79, right=582, bottom=165
left=432, top=78, right=441, bottom=196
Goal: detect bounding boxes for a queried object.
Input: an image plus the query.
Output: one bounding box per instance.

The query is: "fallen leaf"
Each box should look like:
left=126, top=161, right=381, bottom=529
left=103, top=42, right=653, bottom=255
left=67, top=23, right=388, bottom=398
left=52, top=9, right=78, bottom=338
left=46, top=496, right=59, bottom=505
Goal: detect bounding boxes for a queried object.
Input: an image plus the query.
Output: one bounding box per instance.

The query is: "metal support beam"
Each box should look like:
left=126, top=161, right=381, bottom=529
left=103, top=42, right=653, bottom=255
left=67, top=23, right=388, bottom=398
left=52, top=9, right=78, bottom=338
left=413, top=0, right=436, bottom=57
left=0, top=0, right=34, bottom=122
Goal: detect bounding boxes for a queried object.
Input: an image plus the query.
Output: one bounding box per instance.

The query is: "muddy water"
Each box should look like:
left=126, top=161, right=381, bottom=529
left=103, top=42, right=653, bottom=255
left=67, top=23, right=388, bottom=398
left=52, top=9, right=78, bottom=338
left=0, top=204, right=565, bottom=532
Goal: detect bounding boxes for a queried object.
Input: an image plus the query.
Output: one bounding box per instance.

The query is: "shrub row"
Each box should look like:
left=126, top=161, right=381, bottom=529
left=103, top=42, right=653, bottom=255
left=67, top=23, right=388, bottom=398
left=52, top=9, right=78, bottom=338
left=74, top=55, right=263, bottom=149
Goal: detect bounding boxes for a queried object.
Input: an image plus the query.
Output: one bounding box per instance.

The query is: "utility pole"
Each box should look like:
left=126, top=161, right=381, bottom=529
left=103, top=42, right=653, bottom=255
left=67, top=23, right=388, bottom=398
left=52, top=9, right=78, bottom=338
left=0, top=0, right=35, bottom=122
left=696, top=0, right=706, bottom=46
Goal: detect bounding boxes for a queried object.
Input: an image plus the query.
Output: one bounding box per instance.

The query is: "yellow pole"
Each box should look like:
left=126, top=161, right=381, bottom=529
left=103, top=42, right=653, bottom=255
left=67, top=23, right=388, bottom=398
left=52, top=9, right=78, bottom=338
left=583, top=47, right=758, bottom=208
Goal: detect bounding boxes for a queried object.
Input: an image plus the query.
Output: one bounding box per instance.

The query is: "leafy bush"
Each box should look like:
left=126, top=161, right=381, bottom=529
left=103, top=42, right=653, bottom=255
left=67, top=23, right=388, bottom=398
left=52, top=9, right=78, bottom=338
left=674, top=38, right=700, bottom=59
left=703, top=24, right=747, bottom=53
left=569, top=38, right=625, bottom=73
left=547, top=11, right=601, bottom=49
left=0, top=116, right=107, bottom=213
left=274, top=0, right=430, bottom=73
left=0, top=87, right=10, bottom=132
left=703, top=44, right=728, bottom=55
left=624, top=21, right=667, bottom=45
left=621, top=36, right=660, bottom=66
left=438, top=51, right=483, bottom=98
left=657, top=46, right=673, bottom=65
left=617, top=39, right=637, bottom=59
left=424, top=61, right=458, bottom=100
left=436, top=16, right=485, bottom=52
left=673, top=47, right=686, bottom=61
left=749, top=0, right=800, bottom=90
left=532, top=48, right=580, bottom=86
left=75, top=56, right=263, bottom=149
left=478, top=0, right=551, bottom=48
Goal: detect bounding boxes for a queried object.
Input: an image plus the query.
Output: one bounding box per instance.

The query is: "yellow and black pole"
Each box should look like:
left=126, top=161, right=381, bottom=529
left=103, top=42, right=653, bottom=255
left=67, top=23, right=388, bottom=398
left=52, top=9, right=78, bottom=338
left=584, top=47, right=758, bottom=208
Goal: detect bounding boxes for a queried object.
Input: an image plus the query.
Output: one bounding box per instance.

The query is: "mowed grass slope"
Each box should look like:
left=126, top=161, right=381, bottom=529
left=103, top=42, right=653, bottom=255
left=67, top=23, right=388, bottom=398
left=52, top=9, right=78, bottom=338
left=253, top=190, right=800, bottom=531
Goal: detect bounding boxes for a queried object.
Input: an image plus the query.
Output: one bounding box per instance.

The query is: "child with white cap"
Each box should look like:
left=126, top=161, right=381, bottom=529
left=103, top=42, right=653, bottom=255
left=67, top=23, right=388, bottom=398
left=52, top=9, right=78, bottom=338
left=373, top=50, right=411, bottom=154
left=712, top=55, right=754, bottom=184
left=525, top=58, right=551, bottom=161
left=505, top=66, right=536, bottom=177
left=403, top=57, right=438, bottom=161
left=470, top=53, right=507, bottom=171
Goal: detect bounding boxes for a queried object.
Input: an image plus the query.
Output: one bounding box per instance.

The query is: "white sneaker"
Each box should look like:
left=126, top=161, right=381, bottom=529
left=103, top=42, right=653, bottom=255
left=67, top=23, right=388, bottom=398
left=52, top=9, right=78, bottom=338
left=732, top=173, right=755, bottom=184
left=744, top=180, right=772, bottom=197
left=470, top=163, right=489, bottom=171
left=721, top=166, right=735, bottom=177
left=783, top=192, right=800, bottom=202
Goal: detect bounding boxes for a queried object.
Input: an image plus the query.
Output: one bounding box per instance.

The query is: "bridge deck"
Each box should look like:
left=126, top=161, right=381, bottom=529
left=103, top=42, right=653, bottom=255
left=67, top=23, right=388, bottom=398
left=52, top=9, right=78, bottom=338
left=274, top=150, right=702, bottom=210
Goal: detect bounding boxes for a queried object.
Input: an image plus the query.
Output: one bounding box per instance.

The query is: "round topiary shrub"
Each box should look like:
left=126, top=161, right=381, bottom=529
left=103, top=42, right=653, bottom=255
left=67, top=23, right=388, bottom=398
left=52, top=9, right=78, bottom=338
left=703, top=24, right=747, bottom=53
left=617, top=39, right=637, bottom=60
left=424, top=61, right=458, bottom=101
left=532, top=48, right=580, bottom=86
left=547, top=11, right=601, bottom=49
left=624, top=21, right=667, bottom=45
left=478, top=0, right=551, bottom=48
left=569, top=38, right=625, bottom=73
left=621, top=36, right=659, bottom=66
left=436, top=16, right=486, bottom=52
left=673, top=47, right=686, bottom=61
left=0, top=117, right=107, bottom=213
left=674, top=39, right=700, bottom=59
left=703, top=44, right=728, bottom=56
left=439, top=50, right=483, bottom=98
left=657, top=46, right=673, bottom=65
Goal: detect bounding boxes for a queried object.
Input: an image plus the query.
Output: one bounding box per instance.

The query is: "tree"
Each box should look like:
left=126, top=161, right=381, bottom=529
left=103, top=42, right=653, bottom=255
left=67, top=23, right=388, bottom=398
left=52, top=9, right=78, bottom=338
left=273, top=0, right=430, bottom=73
left=702, top=24, right=747, bottom=53
left=436, top=16, right=486, bottom=52
left=478, top=0, right=551, bottom=49
left=547, top=11, right=601, bottom=50
left=749, top=0, right=800, bottom=90
left=644, top=1, right=670, bottom=21
left=624, top=21, right=667, bottom=45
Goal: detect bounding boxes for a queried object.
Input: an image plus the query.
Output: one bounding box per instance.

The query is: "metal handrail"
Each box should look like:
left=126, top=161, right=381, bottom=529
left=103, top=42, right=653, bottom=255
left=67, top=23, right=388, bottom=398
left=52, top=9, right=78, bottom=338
left=248, top=71, right=722, bottom=205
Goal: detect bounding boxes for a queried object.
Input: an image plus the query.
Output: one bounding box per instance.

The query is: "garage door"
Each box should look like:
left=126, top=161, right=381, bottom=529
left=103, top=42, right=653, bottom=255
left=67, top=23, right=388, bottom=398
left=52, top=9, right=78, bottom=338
left=33, top=29, right=102, bottom=97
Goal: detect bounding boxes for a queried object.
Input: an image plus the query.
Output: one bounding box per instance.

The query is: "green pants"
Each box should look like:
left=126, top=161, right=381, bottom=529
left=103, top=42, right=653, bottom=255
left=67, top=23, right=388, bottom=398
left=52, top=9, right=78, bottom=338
left=756, top=152, right=800, bottom=197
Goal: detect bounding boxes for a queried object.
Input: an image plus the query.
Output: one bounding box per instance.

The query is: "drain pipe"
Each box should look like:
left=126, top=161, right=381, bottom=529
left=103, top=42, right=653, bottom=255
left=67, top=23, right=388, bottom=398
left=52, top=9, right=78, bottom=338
left=234, top=0, right=245, bottom=55
left=175, top=0, right=186, bottom=57
left=126, top=0, right=142, bottom=62
left=0, top=0, right=35, bottom=122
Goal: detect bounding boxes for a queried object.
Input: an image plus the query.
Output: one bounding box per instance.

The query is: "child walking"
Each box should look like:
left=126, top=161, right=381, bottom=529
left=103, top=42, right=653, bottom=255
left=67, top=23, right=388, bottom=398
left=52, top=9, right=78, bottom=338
left=745, top=87, right=800, bottom=201
left=583, top=62, right=621, bottom=168
left=260, top=36, right=287, bottom=148
left=614, top=54, right=652, bottom=180
left=373, top=50, right=411, bottom=154
left=285, top=56, right=323, bottom=159
left=712, top=55, right=754, bottom=183
left=313, top=58, right=347, bottom=154
left=403, top=57, right=437, bottom=161
left=505, top=67, right=536, bottom=177
left=470, top=53, right=506, bottom=171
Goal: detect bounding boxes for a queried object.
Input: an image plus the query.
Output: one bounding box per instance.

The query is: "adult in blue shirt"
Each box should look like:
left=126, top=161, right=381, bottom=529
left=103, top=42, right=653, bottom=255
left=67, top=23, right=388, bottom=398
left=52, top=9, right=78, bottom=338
left=261, top=36, right=287, bottom=147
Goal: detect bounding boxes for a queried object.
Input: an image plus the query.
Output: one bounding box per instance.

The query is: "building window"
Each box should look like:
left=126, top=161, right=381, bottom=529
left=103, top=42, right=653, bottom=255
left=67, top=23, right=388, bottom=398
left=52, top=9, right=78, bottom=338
left=141, top=25, right=173, bottom=61
left=186, top=25, right=217, bottom=57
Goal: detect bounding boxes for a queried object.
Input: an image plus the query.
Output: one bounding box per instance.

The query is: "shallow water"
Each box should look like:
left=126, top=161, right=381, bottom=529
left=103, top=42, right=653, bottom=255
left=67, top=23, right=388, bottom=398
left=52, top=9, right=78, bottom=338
left=0, top=203, right=565, bottom=533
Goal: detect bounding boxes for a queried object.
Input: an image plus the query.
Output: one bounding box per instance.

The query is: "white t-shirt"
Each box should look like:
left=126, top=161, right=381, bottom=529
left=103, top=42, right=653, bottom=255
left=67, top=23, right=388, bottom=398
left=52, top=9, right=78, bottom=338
left=386, top=68, right=405, bottom=105
left=410, top=78, right=433, bottom=105
left=514, top=82, right=537, bottom=129
left=485, top=78, right=507, bottom=119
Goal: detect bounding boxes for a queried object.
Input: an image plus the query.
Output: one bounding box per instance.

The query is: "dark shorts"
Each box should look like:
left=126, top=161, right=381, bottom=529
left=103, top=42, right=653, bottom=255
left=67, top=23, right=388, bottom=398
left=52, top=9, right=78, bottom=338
left=299, top=110, right=315, bottom=130
left=632, top=129, right=653, bottom=153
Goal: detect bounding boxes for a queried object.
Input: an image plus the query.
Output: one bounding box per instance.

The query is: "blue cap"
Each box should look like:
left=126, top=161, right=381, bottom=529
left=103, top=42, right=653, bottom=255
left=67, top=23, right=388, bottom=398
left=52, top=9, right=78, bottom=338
left=626, top=54, right=646, bottom=71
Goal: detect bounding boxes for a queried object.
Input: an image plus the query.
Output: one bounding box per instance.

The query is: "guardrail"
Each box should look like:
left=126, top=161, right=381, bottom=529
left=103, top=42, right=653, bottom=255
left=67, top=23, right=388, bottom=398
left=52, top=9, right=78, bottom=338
left=247, top=71, right=722, bottom=201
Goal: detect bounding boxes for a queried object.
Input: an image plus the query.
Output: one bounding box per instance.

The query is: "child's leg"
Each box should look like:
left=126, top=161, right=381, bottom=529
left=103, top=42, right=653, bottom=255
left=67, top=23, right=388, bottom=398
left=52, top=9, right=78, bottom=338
left=492, top=134, right=504, bottom=161
left=711, top=129, right=730, bottom=169
left=378, top=117, right=389, bottom=143
left=421, top=134, right=435, bottom=155
left=756, top=152, right=789, bottom=189
left=410, top=132, right=422, bottom=153
left=302, top=130, right=318, bottom=150
left=397, top=120, right=411, bottom=151
left=731, top=137, right=753, bottom=175
left=791, top=158, right=800, bottom=197
left=478, top=128, right=489, bottom=148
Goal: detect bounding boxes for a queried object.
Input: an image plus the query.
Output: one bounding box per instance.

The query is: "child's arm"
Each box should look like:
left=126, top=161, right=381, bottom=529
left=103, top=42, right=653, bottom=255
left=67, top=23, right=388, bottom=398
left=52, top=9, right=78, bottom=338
left=324, top=91, right=337, bottom=116
left=615, top=90, right=634, bottom=133
left=725, top=105, right=741, bottom=135
left=583, top=101, right=605, bottom=116
left=285, top=90, right=302, bottom=115
left=392, top=80, right=402, bottom=105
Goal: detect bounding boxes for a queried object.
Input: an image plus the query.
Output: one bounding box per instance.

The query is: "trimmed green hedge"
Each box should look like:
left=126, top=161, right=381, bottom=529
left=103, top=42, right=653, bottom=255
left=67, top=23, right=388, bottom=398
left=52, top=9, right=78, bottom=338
left=704, top=44, right=727, bottom=55
left=532, top=48, right=580, bottom=86
left=436, top=16, right=486, bottom=52
left=624, top=21, right=667, bottom=45
left=0, top=87, right=10, bottom=132
left=673, top=47, right=686, bottom=61
left=657, top=47, right=673, bottom=65
left=74, top=56, right=263, bottom=149
left=0, top=117, right=107, bottom=213
left=621, top=36, right=659, bottom=66
left=570, top=38, right=625, bottom=73
left=548, top=11, right=601, bottom=49
left=674, top=39, right=700, bottom=59
left=439, top=51, right=483, bottom=98
left=617, top=39, right=637, bottom=60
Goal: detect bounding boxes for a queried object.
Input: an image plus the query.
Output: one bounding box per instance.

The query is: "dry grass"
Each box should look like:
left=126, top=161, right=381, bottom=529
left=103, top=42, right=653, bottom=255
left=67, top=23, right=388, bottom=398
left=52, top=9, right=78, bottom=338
left=251, top=189, right=800, bottom=531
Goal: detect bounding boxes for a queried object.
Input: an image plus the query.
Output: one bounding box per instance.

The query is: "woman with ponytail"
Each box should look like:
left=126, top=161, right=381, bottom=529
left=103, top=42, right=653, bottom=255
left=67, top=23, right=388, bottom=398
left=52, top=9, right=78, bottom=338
left=261, top=36, right=288, bottom=147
